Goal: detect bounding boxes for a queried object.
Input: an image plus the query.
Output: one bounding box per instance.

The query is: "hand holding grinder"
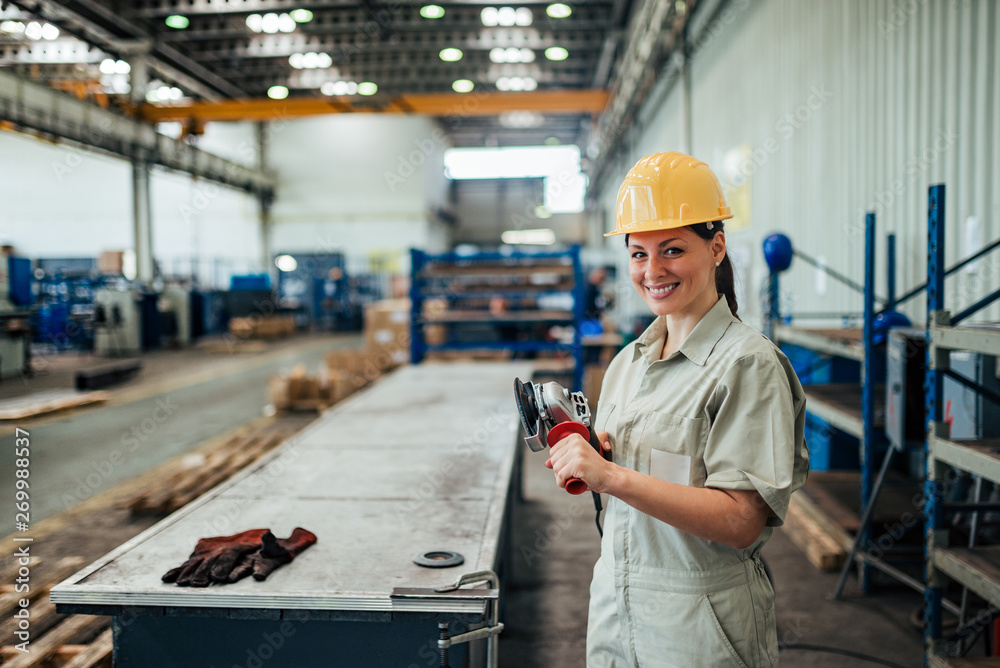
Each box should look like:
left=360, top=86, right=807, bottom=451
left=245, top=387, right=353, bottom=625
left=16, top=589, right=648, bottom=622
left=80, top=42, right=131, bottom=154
left=513, top=378, right=608, bottom=495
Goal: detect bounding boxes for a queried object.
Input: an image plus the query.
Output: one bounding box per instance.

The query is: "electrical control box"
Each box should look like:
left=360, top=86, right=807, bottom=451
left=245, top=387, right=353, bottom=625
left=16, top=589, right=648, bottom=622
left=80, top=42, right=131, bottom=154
left=885, top=329, right=927, bottom=449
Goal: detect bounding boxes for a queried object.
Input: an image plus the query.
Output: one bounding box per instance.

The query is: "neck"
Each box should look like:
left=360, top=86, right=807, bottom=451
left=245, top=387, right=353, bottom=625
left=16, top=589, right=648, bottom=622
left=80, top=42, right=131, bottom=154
left=660, top=291, right=720, bottom=359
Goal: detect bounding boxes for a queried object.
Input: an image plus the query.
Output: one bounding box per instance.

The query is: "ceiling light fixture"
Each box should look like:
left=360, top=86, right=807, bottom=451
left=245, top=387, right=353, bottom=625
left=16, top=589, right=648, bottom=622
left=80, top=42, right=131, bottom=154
left=261, top=13, right=281, bottom=33
left=40, top=23, right=59, bottom=40
left=420, top=5, right=445, bottom=19
left=246, top=14, right=263, bottom=31
left=24, top=21, right=42, bottom=40
left=0, top=21, right=25, bottom=34
left=290, top=9, right=314, bottom=23
left=164, top=15, right=189, bottom=29
left=275, top=255, right=298, bottom=272
left=481, top=7, right=499, bottom=26
left=439, top=47, right=463, bottom=62
left=321, top=81, right=359, bottom=96
left=546, top=3, right=572, bottom=18
left=290, top=52, right=332, bottom=69
left=491, top=47, right=535, bottom=63
left=452, top=79, right=474, bottom=93
left=514, top=8, right=533, bottom=25
left=496, top=76, right=536, bottom=91
left=497, top=7, right=516, bottom=26
left=358, top=81, right=378, bottom=95
left=545, top=46, right=568, bottom=61
left=268, top=85, right=289, bottom=99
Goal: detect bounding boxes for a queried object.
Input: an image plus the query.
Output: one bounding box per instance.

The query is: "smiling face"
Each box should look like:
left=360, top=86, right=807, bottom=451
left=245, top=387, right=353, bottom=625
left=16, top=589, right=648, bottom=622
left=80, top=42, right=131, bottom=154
left=627, top=226, right=726, bottom=319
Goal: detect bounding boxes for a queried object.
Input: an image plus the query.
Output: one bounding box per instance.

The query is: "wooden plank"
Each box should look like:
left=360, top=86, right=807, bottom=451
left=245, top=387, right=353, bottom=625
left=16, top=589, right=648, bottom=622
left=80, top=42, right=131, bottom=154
left=788, top=491, right=854, bottom=552
left=60, top=627, right=113, bottom=668
left=0, top=391, right=109, bottom=421
left=0, top=557, right=84, bottom=618
left=801, top=477, right=860, bottom=533
left=782, top=498, right=846, bottom=571
left=0, top=644, right=86, bottom=661
left=0, top=556, right=41, bottom=585
left=1, top=615, right=107, bottom=668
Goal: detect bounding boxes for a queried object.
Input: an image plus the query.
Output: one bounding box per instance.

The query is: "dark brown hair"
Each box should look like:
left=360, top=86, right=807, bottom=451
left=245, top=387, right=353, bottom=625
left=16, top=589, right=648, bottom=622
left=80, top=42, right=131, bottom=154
left=625, top=222, right=740, bottom=320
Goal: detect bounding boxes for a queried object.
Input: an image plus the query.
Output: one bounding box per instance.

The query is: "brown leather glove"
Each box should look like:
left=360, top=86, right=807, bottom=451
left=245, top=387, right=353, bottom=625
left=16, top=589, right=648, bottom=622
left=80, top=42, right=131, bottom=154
left=162, top=529, right=269, bottom=587
left=227, top=528, right=318, bottom=583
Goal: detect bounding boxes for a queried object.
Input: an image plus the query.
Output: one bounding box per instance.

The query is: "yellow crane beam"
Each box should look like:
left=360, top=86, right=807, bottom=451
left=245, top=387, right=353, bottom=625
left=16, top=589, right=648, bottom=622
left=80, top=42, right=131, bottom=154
left=139, top=89, right=609, bottom=124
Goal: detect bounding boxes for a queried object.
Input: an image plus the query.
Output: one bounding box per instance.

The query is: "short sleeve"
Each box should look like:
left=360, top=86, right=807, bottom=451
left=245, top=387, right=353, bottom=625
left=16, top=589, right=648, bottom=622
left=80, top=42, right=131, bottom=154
left=702, top=351, right=809, bottom=527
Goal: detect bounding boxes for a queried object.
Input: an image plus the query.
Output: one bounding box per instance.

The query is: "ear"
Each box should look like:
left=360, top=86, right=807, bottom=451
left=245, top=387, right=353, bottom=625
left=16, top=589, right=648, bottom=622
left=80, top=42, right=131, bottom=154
left=711, top=230, right=727, bottom=265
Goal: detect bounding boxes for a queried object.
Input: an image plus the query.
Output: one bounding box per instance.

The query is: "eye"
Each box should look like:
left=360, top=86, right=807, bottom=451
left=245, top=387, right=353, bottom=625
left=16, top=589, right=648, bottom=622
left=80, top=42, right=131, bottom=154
left=630, top=250, right=646, bottom=259
left=663, top=247, right=682, bottom=256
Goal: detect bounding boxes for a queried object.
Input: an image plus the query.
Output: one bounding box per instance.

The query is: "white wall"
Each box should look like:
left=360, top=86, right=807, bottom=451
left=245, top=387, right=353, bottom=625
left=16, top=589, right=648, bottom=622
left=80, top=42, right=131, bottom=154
left=598, top=0, right=1000, bottom=330
left=267, top=114, right=452, bottom=273
left=1, top=112, right=453, bottom=282
left=0, top=129, right=263, bottom=288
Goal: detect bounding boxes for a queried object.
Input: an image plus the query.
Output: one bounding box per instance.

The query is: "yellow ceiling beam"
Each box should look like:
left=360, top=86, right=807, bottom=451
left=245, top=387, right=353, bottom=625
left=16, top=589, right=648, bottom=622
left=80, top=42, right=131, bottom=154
left=139, top=89, right=609, bottom=124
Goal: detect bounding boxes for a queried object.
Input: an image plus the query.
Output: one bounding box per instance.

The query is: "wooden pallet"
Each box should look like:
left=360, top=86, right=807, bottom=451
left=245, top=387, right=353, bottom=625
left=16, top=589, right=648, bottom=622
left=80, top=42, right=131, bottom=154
left=0, top=557, right=109, bottom=668
left=0, top=391, right=109, bottom=421
left=121, top=424, right=293, bottom=515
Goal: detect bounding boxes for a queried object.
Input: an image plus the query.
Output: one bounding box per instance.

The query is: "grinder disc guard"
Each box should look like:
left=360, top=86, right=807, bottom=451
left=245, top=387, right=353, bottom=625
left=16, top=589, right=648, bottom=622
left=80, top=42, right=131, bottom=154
left=512, top=377, right=592, bottom=452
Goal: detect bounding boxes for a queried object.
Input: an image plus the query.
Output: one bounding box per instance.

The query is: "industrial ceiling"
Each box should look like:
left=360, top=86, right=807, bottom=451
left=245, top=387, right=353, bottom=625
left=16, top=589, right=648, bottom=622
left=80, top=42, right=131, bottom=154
left=0, top=0, right=637, bottom=146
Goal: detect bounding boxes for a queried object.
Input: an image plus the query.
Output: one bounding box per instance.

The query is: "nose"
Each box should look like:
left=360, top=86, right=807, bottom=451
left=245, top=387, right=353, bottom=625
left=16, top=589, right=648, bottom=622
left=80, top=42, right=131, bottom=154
left=646, top=254, right=670, bottom=281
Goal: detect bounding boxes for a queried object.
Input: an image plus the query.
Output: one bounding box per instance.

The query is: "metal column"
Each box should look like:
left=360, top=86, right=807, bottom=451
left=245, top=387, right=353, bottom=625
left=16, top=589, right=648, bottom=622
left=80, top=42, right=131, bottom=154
left=129, top=48, right=154, bottom=284
left=886, top=233, right=896, bottom=310
left=859, top=211, right=877, bottom=593
left=765, top=271, right=779, bottom=341
left=923, top=184, right=947, bottom=654
left=257, top=122, right=273, bottom=272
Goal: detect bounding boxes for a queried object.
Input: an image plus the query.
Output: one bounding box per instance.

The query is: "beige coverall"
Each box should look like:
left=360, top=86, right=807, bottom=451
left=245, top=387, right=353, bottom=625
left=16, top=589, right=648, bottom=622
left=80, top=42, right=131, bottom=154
left=587, top=296, right=809, bottom=667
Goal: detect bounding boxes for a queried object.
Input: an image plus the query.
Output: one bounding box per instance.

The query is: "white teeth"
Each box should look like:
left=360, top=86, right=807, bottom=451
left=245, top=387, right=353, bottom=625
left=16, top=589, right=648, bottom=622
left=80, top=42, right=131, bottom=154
left=647, top=284, right=678, bottom=295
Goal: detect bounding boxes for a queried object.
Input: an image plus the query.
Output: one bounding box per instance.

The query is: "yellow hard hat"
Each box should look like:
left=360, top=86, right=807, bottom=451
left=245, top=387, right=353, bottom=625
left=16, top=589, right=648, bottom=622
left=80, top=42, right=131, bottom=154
left=606, top=151, right=732, bottom=237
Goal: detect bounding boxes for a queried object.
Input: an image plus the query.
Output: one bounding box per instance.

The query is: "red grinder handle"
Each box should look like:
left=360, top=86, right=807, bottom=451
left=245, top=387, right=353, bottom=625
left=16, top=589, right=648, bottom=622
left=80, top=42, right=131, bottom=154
left=546, top=421, right=593, bottom=495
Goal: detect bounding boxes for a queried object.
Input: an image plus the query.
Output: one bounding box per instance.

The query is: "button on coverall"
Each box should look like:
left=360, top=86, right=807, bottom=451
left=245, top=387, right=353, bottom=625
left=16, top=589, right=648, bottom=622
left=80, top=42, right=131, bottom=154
left=587, top=296, right=809, bottom=667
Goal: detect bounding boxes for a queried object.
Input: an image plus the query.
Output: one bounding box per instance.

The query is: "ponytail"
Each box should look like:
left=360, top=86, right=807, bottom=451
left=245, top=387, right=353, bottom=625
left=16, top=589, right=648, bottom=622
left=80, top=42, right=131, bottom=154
left=624, top=221, right=740, bottom=321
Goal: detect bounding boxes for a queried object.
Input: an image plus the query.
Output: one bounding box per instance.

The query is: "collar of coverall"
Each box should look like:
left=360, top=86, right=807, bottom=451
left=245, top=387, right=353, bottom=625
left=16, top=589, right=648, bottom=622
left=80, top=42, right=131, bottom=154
left=632, top=294, right=734, bottom=367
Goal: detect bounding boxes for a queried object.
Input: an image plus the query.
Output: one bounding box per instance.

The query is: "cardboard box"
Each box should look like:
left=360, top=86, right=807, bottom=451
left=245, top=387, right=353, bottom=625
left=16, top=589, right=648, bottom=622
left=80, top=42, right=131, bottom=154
left=364, top=298, right=411, bottom=362
left=98, top=251, right=125, bottom=275
left=229, top=315, right=295, bottom=339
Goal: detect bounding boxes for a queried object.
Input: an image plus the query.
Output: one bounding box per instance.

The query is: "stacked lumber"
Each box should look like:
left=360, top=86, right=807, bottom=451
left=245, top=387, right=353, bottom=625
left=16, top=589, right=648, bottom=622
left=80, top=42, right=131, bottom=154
left=783, top=493, right=851, bottom=571
left=0, top=391, right=109, bottom=421
left=0, top=557, right=110, bottom=668
left=122, top=424, right=293, bottom=515
left=228, top=315, right=295, bottom=339
left=269, top=347, right=402, bottom=413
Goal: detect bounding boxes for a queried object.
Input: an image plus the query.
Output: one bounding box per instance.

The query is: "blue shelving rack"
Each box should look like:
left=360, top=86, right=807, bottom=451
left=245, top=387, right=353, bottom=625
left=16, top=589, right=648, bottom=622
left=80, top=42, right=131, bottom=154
left=767, top=214, right=891, bottom=593
left=410, top=245, right=586, bottom=390
left=923, top=183, right=1000, bottom=665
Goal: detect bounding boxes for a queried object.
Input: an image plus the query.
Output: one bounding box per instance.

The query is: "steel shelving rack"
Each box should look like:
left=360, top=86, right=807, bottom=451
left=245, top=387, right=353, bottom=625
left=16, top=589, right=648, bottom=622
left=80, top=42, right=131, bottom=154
left=410, top=245, right=586, bottom=390
left=768, top=214, right=892, bottom=593
left=923, top=184, right=1000, bottom=666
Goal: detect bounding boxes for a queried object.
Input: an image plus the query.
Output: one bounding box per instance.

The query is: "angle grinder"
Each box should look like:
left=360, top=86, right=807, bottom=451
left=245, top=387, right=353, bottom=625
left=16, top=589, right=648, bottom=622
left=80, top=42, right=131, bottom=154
left=513, top=377, right=606, bottom=494
left=513, top=377, right=609, bottom=536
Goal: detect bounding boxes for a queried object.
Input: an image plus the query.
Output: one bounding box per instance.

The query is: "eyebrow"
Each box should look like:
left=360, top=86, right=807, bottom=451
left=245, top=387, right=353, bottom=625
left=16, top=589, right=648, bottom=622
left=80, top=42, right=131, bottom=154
left=628, top=238, right=682, bottom=250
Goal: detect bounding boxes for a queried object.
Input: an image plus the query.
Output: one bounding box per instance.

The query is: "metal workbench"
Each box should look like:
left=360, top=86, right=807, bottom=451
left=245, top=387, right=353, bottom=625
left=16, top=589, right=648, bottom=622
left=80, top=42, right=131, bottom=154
left=52, top=362, right=533, bottom=667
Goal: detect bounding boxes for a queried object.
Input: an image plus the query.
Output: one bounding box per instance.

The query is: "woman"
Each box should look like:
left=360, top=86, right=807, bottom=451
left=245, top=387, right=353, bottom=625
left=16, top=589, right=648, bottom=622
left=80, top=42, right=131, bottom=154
left=546, top=152, right=809, bottom=666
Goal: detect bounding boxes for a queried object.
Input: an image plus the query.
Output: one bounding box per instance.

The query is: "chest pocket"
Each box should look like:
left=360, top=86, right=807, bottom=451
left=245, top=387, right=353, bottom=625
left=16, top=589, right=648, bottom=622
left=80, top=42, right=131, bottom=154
left=638, top=410, right=709, bottom=487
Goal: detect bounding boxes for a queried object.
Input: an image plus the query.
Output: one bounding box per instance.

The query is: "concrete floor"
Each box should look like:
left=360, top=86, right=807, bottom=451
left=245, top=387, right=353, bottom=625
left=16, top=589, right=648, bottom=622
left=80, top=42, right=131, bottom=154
left=0, top=333, right=361, bottom=537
